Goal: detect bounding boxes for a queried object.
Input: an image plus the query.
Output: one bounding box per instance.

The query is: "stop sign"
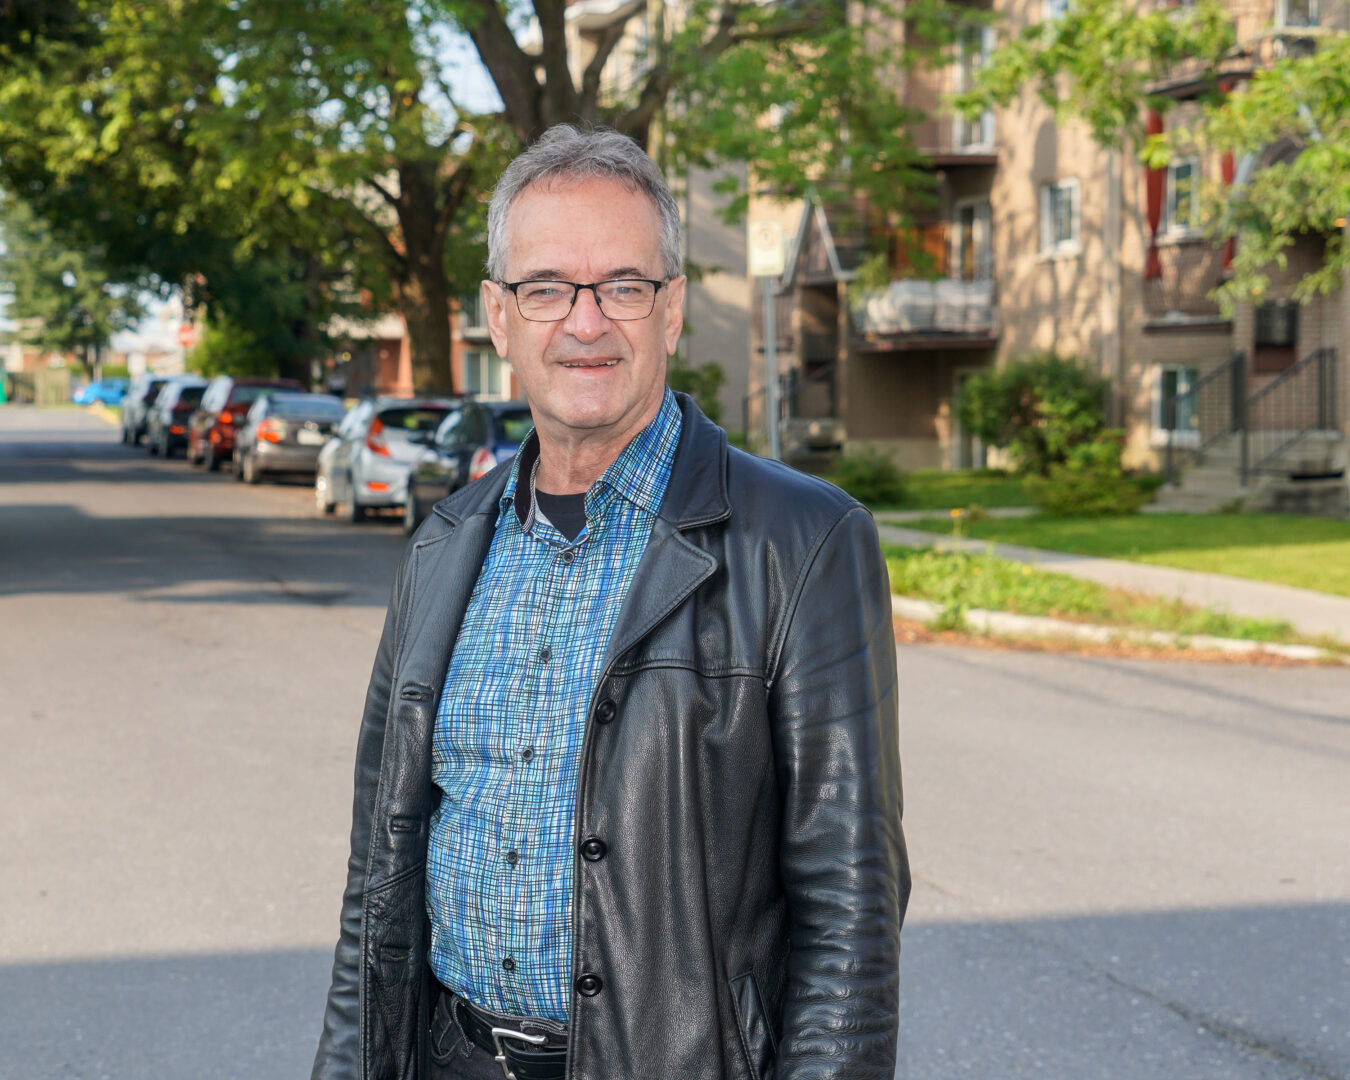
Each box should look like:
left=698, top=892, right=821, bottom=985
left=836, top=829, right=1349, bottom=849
left=177, top=323, right=199, bottom=348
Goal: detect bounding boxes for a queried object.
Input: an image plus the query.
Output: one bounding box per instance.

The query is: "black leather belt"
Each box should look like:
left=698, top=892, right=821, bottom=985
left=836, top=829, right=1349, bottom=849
left=440, top=985, right=568, bottom=1080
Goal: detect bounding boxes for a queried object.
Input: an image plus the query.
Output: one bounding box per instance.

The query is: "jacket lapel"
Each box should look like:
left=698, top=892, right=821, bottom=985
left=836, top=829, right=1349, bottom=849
left=603, top=396, right=731, bottom=667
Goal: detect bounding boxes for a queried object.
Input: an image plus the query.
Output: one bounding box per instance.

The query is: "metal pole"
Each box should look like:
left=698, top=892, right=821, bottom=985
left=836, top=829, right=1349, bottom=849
left=763, top=282, right=781, bottom=461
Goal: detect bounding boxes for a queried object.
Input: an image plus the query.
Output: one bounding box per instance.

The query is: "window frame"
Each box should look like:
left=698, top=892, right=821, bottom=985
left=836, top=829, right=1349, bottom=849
left=1150, top=363, right=1200, bottom=448
left=1039, top=178, right=1081, bottom=256
left=462, top=348, right=508, bottom=401
left=953, top=24, right=996, bottom=150
left=1162, top=157, right=1200, bottom=237
left=951, top=197, right=994, bottom=282
left=1277, top=0, right=1319, bottom=28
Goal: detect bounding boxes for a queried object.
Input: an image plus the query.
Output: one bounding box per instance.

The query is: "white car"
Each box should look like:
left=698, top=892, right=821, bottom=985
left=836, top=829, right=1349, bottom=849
left=314, top=396, right=458, bottom=522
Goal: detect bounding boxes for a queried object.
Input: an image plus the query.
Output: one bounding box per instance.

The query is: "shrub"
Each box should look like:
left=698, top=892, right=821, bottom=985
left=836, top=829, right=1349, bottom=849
left=958, top=353, right=1108, bottom=475
left=827, top=448, right=906, bottom=507
left=666, top=359, right=725, bottom=425
left=1025, top=431, right=1149, bottom=516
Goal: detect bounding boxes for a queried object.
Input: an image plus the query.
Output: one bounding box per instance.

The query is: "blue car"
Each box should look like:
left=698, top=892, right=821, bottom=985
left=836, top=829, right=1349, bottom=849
left=73, top=377, right=130, bottom=406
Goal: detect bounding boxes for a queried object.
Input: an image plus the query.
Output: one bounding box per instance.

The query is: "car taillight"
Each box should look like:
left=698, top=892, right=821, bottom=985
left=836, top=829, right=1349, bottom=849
left=468, top=446, right=495, bottom=482
left=170, top=424, right=185, bottom=435
left=258, top=419, right=283, bottom=443
left=219, top=409, right=238, bottom=425
left=366, top=418, right=391, bottom=457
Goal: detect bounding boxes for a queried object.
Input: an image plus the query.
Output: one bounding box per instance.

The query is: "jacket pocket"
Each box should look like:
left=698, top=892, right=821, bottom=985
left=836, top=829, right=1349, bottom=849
left=729, top=970, right=778, bottom=1080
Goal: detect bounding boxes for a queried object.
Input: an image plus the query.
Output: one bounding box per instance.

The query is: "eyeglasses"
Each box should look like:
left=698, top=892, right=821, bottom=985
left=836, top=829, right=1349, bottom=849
left=501, top=278, right=668, bottom=322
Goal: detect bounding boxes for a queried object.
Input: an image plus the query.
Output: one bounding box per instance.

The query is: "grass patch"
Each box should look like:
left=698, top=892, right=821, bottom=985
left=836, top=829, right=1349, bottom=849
left=899, top=513, right=1350, bottom=598
left=883, top=544, right=1323, bottom=645
left=896, top=469, right=1028, bottom=510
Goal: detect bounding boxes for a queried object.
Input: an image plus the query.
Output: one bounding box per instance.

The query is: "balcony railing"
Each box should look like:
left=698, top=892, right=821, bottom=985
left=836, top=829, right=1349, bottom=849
left=1144, top=240, right=1227, bottom=319
left=853, top=279, right=998, bottom=340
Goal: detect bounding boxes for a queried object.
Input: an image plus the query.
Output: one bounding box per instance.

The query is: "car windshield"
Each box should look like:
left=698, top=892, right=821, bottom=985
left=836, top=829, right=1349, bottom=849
left=230, top=386, right=272, bottom=407
left=378, top=407, right=450, bottom=434
left=271, top=394, right=345, bottom=420
left=177, top=386, right=206, bottom=407
left=495, top=410, right=534, bottom=445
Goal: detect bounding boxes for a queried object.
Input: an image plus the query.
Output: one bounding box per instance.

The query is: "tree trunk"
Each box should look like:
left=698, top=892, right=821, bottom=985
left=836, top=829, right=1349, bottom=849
left=396, top=164, right=454, bottom=395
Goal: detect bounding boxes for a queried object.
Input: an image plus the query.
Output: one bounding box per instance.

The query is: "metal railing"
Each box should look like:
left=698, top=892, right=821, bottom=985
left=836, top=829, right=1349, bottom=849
left=1162, top=350, right=1247, bottom=481
left=1162, top=347, right=1340, bottom=485
left=1245, top=346, right=1339, bottom=480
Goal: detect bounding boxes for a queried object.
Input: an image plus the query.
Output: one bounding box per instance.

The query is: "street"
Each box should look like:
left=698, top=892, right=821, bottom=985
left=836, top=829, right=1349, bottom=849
left=1, top=406, right=1347, bottom=1080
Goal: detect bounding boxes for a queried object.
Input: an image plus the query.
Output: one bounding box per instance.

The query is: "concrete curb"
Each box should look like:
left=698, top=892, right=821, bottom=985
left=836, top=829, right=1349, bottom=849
left=890, top=595, right=1340, bottom=662
left=87, top=402, right=121, bottom=427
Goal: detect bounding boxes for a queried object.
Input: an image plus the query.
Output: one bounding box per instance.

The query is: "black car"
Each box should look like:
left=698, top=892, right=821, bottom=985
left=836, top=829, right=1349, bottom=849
left=233, top=392, right=346, bottom=484
left=120, top=373, right=168, bottom=446
left=403, top=400, right=533, bottom=533
left=145, top=376, right=209, bottom=457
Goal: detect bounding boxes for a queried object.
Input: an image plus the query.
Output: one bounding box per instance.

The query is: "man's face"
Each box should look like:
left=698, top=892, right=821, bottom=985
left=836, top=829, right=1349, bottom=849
left=484, top=177, right=685, bottom=447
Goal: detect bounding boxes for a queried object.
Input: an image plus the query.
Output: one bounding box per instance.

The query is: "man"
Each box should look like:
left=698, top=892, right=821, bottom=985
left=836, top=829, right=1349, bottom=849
left=312, top=125, right=909, bottom=1080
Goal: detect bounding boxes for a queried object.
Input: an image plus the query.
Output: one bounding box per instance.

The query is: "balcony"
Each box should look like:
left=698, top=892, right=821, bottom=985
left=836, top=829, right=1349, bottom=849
left=852, top=279, right=999, bottom=351
left=1143, top=240, right=1227, bottom=321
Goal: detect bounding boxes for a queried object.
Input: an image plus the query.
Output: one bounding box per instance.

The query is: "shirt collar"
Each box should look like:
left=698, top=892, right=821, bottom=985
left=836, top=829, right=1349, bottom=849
left=500, top=387, right=683, bottom=528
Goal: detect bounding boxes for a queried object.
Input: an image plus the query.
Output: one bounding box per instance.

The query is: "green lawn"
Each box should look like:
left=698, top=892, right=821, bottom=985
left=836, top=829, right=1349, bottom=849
left=901, top=513, right=1350, bottom=598
left=883, top=544, right=1317, bottom=644
left=894, top=469, right=1029, bottom=510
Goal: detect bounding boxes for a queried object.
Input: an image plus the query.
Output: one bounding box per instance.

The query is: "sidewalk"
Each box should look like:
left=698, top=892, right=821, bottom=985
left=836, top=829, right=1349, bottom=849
left=877, top=520, right=1350, bottom=643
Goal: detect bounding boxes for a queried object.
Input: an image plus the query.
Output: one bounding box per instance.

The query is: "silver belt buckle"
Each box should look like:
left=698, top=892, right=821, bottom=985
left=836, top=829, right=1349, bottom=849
left=490, top=1026, right=548, bottom=1080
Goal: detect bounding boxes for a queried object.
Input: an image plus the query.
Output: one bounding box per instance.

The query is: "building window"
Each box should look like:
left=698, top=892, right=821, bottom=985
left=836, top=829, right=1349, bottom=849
left=1278, top=0, right=1318, bottom=27
left=1254, top=300, right=1298, bottom=373
left=1040, top=179, right=1080, bottom=255
left=463, top=348, right=508, bottom=399
left=1153, top=364, right=1198, bottom=446
left=1163, top=158, right=1199, bottom=235
left=1042, top=0, right=1071, bottom=20
left=458, top=292, right=487, bottom=334
left=954, top=25, right=995, bottom=149
left=952, top=199, right=993, bottom=282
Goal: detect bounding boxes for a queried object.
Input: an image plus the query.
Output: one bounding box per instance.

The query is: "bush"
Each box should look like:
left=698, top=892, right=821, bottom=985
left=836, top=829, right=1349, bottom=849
left=827, top=448, right=906, bottom=507
left=958, top=353, right=1108, bottom=475
left=1025, top=431, right=1149, bottom=516
left=666, top=359, right=725, bottom=425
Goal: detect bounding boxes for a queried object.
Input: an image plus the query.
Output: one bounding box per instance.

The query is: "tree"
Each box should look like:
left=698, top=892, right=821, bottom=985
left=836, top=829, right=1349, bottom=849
left=0, top=0, right=973, bottom=393
left=0, top=193, right=142, bottom=372
left=953, top=0, right=1348, bottom=308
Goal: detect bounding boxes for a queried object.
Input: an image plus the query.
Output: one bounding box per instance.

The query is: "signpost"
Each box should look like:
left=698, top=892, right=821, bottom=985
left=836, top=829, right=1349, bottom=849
left=748, top=221, right=785, bottom=461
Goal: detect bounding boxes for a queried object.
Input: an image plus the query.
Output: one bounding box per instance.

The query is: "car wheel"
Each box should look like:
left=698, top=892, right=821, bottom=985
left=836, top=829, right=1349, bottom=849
left=147, top=432, right=160, bottom=456
left=162, top=438, right=175, bottom=459
left=315, top=474, right=335, bottom=515
left=403, top=493, right=420, bottom=535
left=243, top=452, right=261, bottom=485
left=120, top=426, right=130, bottom=445
left=341, top=478, right=364, bottom=523
left=132, top=429, right=143, bottom=447
left=185, top=440, right=198, bottom=465
left=205, top=449, right=221, bottom=472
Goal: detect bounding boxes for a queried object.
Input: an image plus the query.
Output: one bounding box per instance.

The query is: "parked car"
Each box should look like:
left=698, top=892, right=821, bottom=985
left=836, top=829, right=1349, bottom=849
left=73, top=376, right=130, bottom=406
left=121, top=374, right=168, bottom=445
left=186, top=375, right=305, bottom=470
left=233, top=392, right=346, bottom=484
left=403, top=400, right=533, bottom=533
left=315, top=397, right=457, bottom=522
left=145, top=376, right=209, bottom=457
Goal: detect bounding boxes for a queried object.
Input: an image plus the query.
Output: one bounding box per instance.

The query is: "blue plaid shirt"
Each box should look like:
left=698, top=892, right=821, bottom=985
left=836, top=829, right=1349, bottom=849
left=426, top=389, right=682, bottom=1022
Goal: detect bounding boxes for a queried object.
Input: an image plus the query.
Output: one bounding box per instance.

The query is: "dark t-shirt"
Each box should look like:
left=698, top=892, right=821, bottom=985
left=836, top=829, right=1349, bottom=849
left=535, top=490, right=587, bottom=542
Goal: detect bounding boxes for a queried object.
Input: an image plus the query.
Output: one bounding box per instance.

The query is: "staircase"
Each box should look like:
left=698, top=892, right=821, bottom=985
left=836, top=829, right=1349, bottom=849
left=1155, top=348, right=1348, bottom=516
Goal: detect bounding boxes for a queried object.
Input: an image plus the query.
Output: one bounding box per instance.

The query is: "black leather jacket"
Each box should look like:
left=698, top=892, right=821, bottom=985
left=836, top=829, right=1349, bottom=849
left=312, top=396, right=909, bottom=1080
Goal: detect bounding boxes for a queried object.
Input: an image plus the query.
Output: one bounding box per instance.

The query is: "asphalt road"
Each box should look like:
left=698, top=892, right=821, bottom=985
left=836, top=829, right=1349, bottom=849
left=2, top=405, right=1347, bottom=1080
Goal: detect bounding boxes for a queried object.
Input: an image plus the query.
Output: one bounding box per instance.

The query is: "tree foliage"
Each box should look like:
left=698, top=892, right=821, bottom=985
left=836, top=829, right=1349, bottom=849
left=954, top=0, right=1348, bottom=308
left=0, top=194, right=142, bottom=369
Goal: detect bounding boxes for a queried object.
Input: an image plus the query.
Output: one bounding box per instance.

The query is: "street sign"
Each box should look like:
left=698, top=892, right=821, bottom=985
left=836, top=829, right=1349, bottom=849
left=177, top=323, right=199, bottom=349
left=747, top=220, right=786, bottom=278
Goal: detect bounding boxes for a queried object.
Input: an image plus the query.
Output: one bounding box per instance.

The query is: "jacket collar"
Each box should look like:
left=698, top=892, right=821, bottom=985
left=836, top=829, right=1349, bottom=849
left=432, top=392, right=730, bottom=533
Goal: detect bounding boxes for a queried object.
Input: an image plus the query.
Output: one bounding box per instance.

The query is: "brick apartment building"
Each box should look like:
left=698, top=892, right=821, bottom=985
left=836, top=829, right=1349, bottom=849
left=751, top=0, right=1349, bottom=507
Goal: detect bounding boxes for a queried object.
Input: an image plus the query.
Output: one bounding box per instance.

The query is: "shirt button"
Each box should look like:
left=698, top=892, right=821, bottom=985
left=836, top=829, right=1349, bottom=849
left=521, top=747, right=535, bottom=763
left=539, top=645, right=552, bottom=664
left=574, top=972, right=602, bottom=997
left=580, top=837, right=607, bottom=862
left=560, top=549, right=575, bottom=564
left=502, top=957, right=516, bottom=973
left=594, top=698, right=616, bottom=724
left=506, top=850, right=520, bottom=866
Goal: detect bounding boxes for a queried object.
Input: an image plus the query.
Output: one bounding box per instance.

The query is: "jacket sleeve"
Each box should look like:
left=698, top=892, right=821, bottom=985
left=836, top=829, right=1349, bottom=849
left=768, top=505, right=909, bottom=1080
left=311, top=557, right=409, bottom=1080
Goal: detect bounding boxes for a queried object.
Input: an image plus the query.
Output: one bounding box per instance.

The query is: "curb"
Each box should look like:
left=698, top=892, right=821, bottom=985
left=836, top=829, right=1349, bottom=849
left=88, top=402, right=121, bottom=427
left=890, top=595, right=1339, bottom=662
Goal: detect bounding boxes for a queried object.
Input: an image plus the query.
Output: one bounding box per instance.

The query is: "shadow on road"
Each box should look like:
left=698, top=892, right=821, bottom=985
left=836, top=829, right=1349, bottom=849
left=1, top=903, right=1345, bottom=1080
left=0, top=503, right=405, bottom=607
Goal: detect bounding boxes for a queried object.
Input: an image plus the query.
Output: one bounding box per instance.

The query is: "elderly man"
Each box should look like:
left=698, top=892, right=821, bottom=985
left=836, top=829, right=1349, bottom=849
left=312, top=125, right=908, bottom=1080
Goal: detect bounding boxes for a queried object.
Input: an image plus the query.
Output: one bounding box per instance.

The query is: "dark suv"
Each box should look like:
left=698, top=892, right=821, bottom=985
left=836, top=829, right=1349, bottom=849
left=187, top=375, right=305, bottom=470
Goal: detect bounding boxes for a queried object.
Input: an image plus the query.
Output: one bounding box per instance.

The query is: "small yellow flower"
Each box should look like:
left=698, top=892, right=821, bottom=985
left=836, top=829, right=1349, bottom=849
left=950, top=507, right=966, bottom=518
left=1022, top=566, right=1032, bottom=575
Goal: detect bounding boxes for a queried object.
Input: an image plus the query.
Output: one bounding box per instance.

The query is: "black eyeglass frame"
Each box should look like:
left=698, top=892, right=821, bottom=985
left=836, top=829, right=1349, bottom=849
left=499, top=278, right=669, bottom=322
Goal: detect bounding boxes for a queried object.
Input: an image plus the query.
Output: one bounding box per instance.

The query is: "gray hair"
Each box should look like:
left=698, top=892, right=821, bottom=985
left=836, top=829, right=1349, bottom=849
left=485, top=124, right=683, bottom=281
